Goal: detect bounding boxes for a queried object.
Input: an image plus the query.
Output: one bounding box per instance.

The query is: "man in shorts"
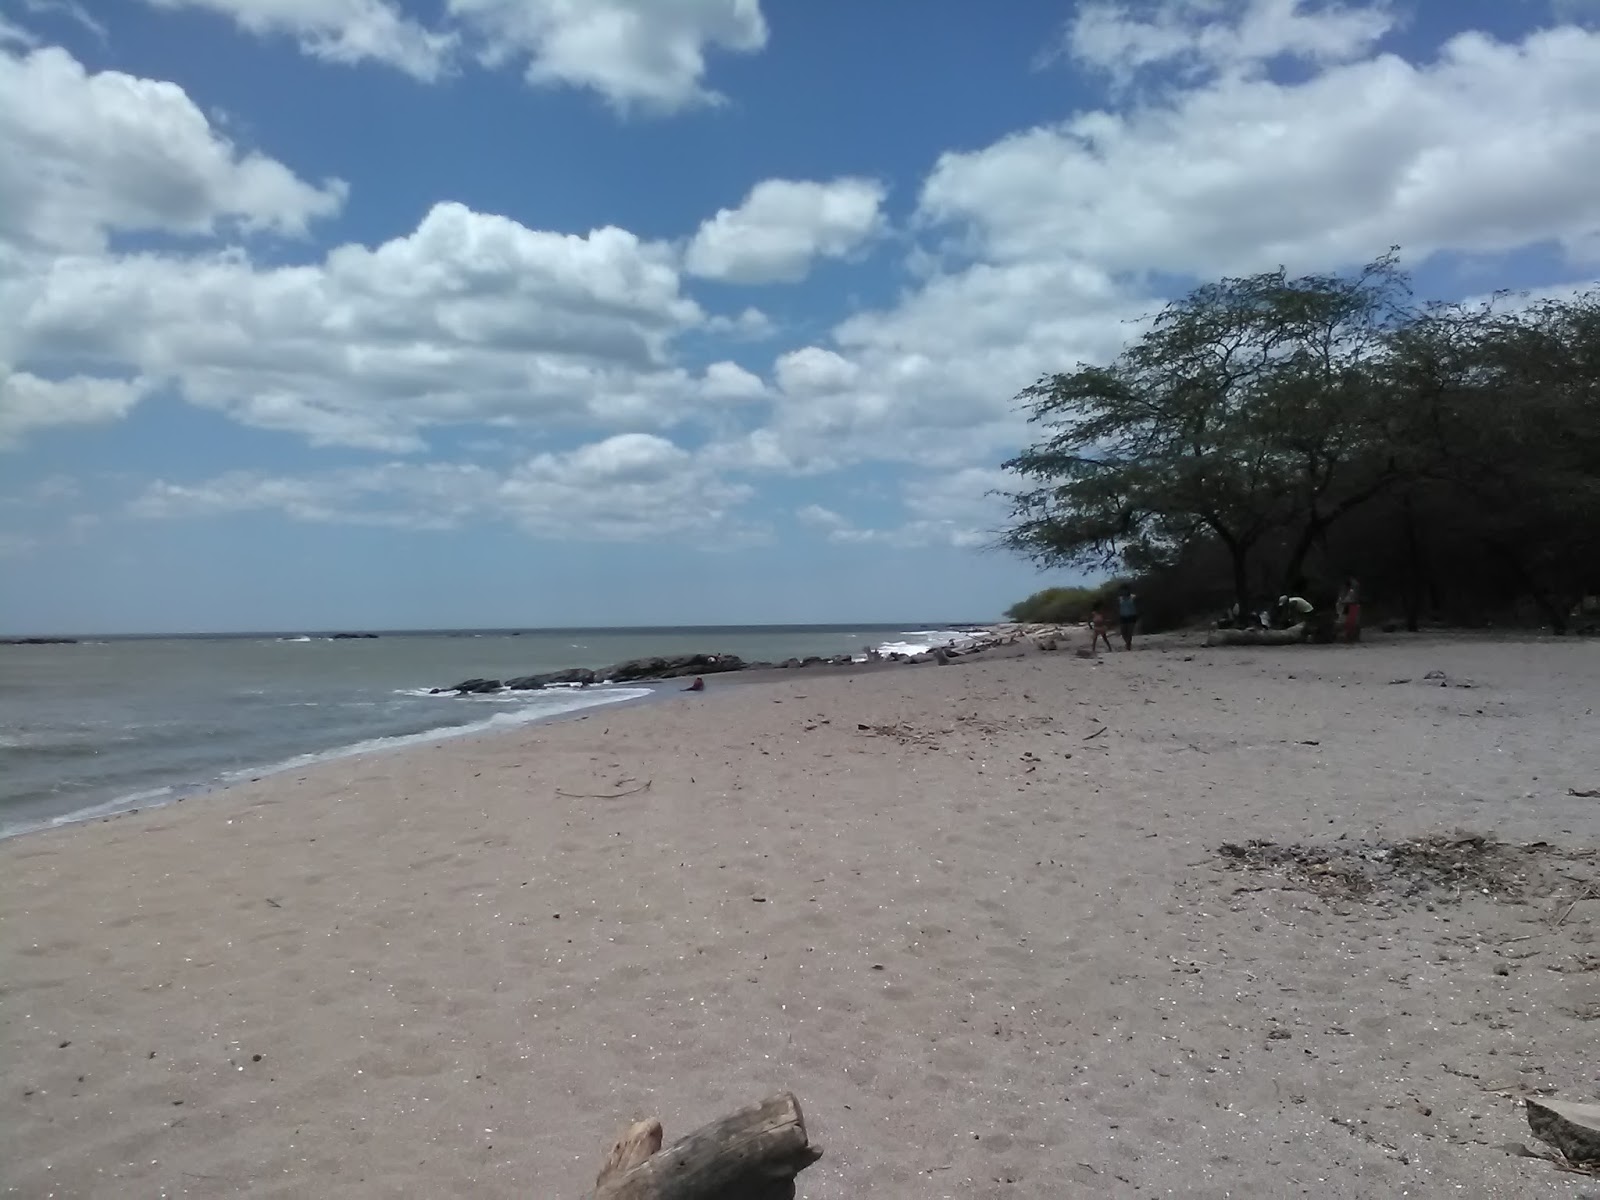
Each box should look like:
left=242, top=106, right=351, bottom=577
left=1116, top=585, right=1139, bottom=650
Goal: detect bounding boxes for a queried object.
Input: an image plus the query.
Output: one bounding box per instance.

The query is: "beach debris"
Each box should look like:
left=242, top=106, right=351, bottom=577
left=1084, top=726, right=1108, bottom=741
left=1570, top=787, right=1600, bottom=799
left=590, top=1091, right=821, bottom=1199
left=1527, top=1098, right=1600, bottom=1168
left=1555, top=885, right=1600, bottom=928
left=1216, top=832, right=1596, bottom=906
left=556, top=780, right=653, bottom=800
left=1205, top=626, right=1305, bottom=646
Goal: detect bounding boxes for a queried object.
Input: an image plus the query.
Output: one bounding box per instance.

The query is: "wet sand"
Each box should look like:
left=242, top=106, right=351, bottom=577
left=3, top=635, right=1597, bottom=1197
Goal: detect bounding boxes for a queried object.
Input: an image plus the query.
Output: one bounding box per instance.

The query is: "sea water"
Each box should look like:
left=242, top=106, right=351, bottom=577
left=0, top=625, right=976, bottom=838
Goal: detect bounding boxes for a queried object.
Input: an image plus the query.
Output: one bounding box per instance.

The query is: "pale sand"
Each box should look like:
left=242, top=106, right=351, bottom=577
left=4, top=637, right=1599, bottom=1198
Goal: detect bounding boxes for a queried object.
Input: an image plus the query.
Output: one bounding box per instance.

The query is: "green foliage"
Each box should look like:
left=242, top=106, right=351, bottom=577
left=999, top=256, right=1600, bottom=632
left=1004, top=586, right=1107, bottom=625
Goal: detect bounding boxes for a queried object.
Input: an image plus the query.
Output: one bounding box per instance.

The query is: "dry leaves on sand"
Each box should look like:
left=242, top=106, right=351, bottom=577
left=1216, top=831, right=1597, bottom=907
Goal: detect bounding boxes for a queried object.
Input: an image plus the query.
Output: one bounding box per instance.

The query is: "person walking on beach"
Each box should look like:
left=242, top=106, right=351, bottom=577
left=1089, top=604, right=1114, bottom=654
left=1116, top=585, right=1139, bottom=650
left=1339, top=576, right=1362, bottom=642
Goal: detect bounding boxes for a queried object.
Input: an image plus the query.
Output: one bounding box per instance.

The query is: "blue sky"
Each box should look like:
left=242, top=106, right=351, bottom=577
left=1, top=0, right=1597, bottom=634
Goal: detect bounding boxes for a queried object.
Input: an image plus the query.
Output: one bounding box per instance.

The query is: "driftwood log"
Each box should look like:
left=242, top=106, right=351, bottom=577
left=591, top=1093, right=821, bottom=1200
left=1206, top=624, right=1305, bottom=647
left=1527, top=1096, right=1600, bottom=1165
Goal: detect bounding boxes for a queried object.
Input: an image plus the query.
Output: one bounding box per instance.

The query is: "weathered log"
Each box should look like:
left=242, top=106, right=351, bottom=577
left=1527, top=1096, right=1600, bottom=1165
left=1205, top=625, right=1305, bottom=647
left=591, top=1092, right=821, bottom=1200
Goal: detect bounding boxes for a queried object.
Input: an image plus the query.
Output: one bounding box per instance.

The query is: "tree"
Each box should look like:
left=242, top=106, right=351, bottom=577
left=1384, top=289, right=1600, bottom=630
left=1000, top=255, right=1409, bottom=616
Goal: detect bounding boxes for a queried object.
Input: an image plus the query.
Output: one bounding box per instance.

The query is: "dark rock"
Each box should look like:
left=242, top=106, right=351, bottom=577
left=506, top=667, right=595, bottom=690
left=602, top=653, right=746, bottom=682
left=780, top=658, right=802, bottom=669
left=827, top=654, right=854, bottom=665
left=329, top=632, right=379, bottom=639
left=1, top=637, right=79, bottom=645
left=451, top=678, right=503, bottom=694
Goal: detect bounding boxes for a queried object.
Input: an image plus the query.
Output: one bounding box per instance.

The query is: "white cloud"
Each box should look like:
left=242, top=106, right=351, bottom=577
left=922, top=24, right=1600, bottom=278
left=139, top=0, right=769, bottom=109
left=0, top=45, right=346, bottom=253
left=708, top=258, right=1141, bottom=475
left=11, top=202, right=749, bottom=450
left=795, top=502, right=846, bottom=529
left=449, top=0, right=767, bottom=112
left=1066, top=0, right=1396, bottom=84
left=132, top=433, right=758, bottom=541
left=22, top=0, right=108, bottom=41
left=798, top=468, right=1009, bottom=549
left=685, top=177, right=886, bottom=283
left=0, top=15, right=37, bottom=47
left=0, top=369, right=148, bottom=446
left=142, top=0, right=455, bottom=80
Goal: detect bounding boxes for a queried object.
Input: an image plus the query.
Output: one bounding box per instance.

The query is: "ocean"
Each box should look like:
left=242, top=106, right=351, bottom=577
left=0, top=625, right=978, bottom=839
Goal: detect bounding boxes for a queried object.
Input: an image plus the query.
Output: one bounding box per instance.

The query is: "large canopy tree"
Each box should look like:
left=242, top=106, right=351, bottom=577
left=1000, top=255, right=1409, bottom=615
left=1001, top=257, right=1600, bottom=631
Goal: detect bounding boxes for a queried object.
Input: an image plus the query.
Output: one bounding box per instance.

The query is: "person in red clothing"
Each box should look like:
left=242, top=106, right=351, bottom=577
left=1339, top=577, right=1362, bottom=642
left=683, top=676, right=705, bottom=692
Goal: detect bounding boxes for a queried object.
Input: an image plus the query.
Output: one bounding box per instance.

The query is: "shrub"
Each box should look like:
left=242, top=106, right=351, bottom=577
left=1004, top=586, right=1106, bottom=625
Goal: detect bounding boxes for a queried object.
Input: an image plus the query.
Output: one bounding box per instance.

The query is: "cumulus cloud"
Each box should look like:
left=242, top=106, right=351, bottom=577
left=685, top=177, right=887, bottom=283
left=132, top=433, right=758, bottom=541
left=0, top=369, right=149, bottom=446
left=922, top=24, right=1600, bottom=278
left=0, top=45, right=346, bottom=254
left=452, top=0, right=767, bottom=112
left=142, top=0, right=769, bottom=112
left=10, top=201, right=752, bottom=450
left=142, top=0, right=455, bottom=79
left=1066, top=0, right=1396, bottom=84
left=795, top=468, right=1009, bottom=549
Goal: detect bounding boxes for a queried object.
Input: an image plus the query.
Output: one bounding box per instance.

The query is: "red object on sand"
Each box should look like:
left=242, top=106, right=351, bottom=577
left=684, top=677, right=705, bottom=692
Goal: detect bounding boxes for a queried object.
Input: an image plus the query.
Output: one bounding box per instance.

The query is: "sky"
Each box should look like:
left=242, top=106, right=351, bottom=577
left=1, top=0, right=1598, bottom=635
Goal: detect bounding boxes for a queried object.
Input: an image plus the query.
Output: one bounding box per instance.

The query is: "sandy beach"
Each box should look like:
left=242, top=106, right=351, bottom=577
left=3, top=635, right=1598, bottom=1197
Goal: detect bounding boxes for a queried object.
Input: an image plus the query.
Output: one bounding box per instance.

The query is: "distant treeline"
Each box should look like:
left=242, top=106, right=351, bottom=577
left=998, top=252, right=1600, bottom=634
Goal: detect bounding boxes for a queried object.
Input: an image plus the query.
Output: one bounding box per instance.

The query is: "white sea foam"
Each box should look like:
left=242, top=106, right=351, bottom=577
left=0, top=687, right=649, bottom=841
left=875, top=629, right=983, bottom=657
left=0, top=786, right=176, bottom=840
left=218, top=687, right=649, bottom=784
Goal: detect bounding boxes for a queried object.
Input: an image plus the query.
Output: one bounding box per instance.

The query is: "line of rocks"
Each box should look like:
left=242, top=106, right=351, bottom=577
left=431, top=640, right=1005, bottom=696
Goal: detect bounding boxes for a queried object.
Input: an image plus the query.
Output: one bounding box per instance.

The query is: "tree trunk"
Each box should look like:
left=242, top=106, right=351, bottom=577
left=591, top=1093, right=821, bottom=1200
left=1495, top=545, right=1568, bottom=634
left=1282, top=512, right=1325, bottom=601
left=1226, top=539, right=1252, bottom=622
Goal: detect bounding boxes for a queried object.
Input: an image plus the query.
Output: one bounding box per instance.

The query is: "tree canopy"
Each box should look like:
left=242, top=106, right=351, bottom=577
left=1000, top=256, right=1600, bottom=632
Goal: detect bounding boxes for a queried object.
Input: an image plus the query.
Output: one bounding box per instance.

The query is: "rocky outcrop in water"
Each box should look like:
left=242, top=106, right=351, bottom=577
left=601, top=653, right=746, bottom=682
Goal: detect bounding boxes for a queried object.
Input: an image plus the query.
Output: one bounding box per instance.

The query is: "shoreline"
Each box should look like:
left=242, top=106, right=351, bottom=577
left=0, top=627, right=1008, bottom=844
left=0, top=683, right=662, bottom=843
